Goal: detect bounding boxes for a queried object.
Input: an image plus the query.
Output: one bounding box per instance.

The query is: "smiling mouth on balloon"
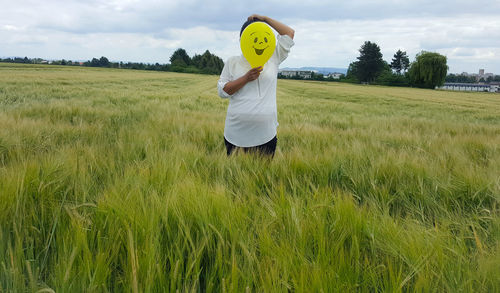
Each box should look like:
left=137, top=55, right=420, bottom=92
left=253, top=46, right=268, bottom=55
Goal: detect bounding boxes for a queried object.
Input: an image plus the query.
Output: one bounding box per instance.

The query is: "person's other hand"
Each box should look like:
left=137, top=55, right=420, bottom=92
left=248, top=14, right=267, bottom=22
left=245, top=66, right=263, bottom=82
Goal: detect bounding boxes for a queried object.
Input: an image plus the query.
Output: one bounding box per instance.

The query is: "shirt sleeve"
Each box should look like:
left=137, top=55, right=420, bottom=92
left=217, top=58, right=233, bottom=99
left=276, top=34, right=295, bottom=64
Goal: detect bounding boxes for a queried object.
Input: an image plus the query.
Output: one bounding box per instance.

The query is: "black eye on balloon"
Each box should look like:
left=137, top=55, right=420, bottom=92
left=254, top=38, right=258, bottom=43
left=264, top=37, right=268, bottom=43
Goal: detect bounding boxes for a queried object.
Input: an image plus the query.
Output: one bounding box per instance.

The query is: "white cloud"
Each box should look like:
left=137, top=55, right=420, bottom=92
left=1, top=0, right=500, bottom=73
left=2, top=24, right=24, bottom=31
left=287, top=16, right=500, bottom=73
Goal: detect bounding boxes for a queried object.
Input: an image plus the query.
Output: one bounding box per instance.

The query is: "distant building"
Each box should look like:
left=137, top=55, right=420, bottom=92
left=325, top=73, right=343, bottom=79
left=476, top=69, right=495, bottom=81
left=279, top=70, right=313, bottom=79
left=484, top=73, right=494, bottom=79
left=439, top=83, right=499, bottom=93
left=490, top=82, right=500, bottom=92
left=457, top=69, right=498, bottom=82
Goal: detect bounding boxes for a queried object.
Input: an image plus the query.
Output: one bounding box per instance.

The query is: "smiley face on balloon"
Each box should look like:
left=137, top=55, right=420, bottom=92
left=252, top=31, right=270, bottom=55
left=240, top=22, right=276, bottom=68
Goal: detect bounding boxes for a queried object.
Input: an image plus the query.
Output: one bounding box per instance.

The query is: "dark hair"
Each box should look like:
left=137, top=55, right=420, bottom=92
left=240, top=19, right=262, bottom=37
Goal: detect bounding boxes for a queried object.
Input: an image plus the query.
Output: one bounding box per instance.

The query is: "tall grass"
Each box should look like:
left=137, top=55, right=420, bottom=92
left=0, top=63, right=499, bottom=291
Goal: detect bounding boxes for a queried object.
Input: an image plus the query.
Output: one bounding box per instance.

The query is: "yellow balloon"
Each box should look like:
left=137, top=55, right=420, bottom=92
left=240, top=22, right=276, bottom=68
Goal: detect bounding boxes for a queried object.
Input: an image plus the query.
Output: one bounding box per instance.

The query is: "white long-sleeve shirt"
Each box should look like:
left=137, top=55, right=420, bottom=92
left=217, top=34, right=294, bottom=147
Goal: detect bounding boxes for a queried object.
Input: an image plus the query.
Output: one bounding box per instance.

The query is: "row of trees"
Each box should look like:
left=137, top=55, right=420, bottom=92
left=445, top=73, right=500, bottom=83
left=80, top=49, right=224, bottom=75
left=0, top=57, right=35, bottom=64
left=169, top=49, right=224, bottom=75
left=0, top=49, right=225, bottom=75
left=346, top=41, right=448, bottom=89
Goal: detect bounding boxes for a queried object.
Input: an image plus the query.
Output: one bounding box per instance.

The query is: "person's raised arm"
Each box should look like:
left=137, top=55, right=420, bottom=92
left=248, top=14, right=294, bottom=39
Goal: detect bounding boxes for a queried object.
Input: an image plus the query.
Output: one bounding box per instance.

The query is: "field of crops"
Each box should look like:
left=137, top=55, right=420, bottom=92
left=1, top=63, right=499, bottom=291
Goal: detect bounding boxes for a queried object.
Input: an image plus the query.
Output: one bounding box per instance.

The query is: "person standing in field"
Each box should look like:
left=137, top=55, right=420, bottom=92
left=217, top=14, right=295, bottom=157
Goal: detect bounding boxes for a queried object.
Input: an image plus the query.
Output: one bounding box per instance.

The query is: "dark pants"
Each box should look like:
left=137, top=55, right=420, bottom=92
left=224, top=136, right=277, bottom=157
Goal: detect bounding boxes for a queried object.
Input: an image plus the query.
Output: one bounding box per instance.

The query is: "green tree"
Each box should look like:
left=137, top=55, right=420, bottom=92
left=355, top=41, right=385, bottom=83
left=170, top=48, right=191, bottom=67
left=373, top=61, right=410, bottom=87
left=201, top=50, right=224, bottom=74
left=345, top=61, right=359, bottom=83
left=311, top=72, right=324, bottom=80
left=190, top=50, right=224, bottom=74
left=90, top=58, right=100, bottom=67
left=408, top=51, right=448, bottom=89
left=390, top=50, right=410, bottom=74
left=191, top=54, right=202, bottom=68
left=99, top=56, right=110, bottom=67
left=445, top=74, right=459, bottom=83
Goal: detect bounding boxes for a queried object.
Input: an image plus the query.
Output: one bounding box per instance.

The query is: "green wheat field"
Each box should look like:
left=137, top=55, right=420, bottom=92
left=1, top=63, right=499, bottom=292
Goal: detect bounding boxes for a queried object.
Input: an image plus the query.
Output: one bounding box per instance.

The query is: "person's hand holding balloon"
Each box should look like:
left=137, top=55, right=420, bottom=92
left=244, top=66, right=263, bottom=82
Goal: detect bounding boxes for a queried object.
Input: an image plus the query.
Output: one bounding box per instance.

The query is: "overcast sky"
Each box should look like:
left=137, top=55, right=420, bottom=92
left=2, top=0, right=500, bottom=73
